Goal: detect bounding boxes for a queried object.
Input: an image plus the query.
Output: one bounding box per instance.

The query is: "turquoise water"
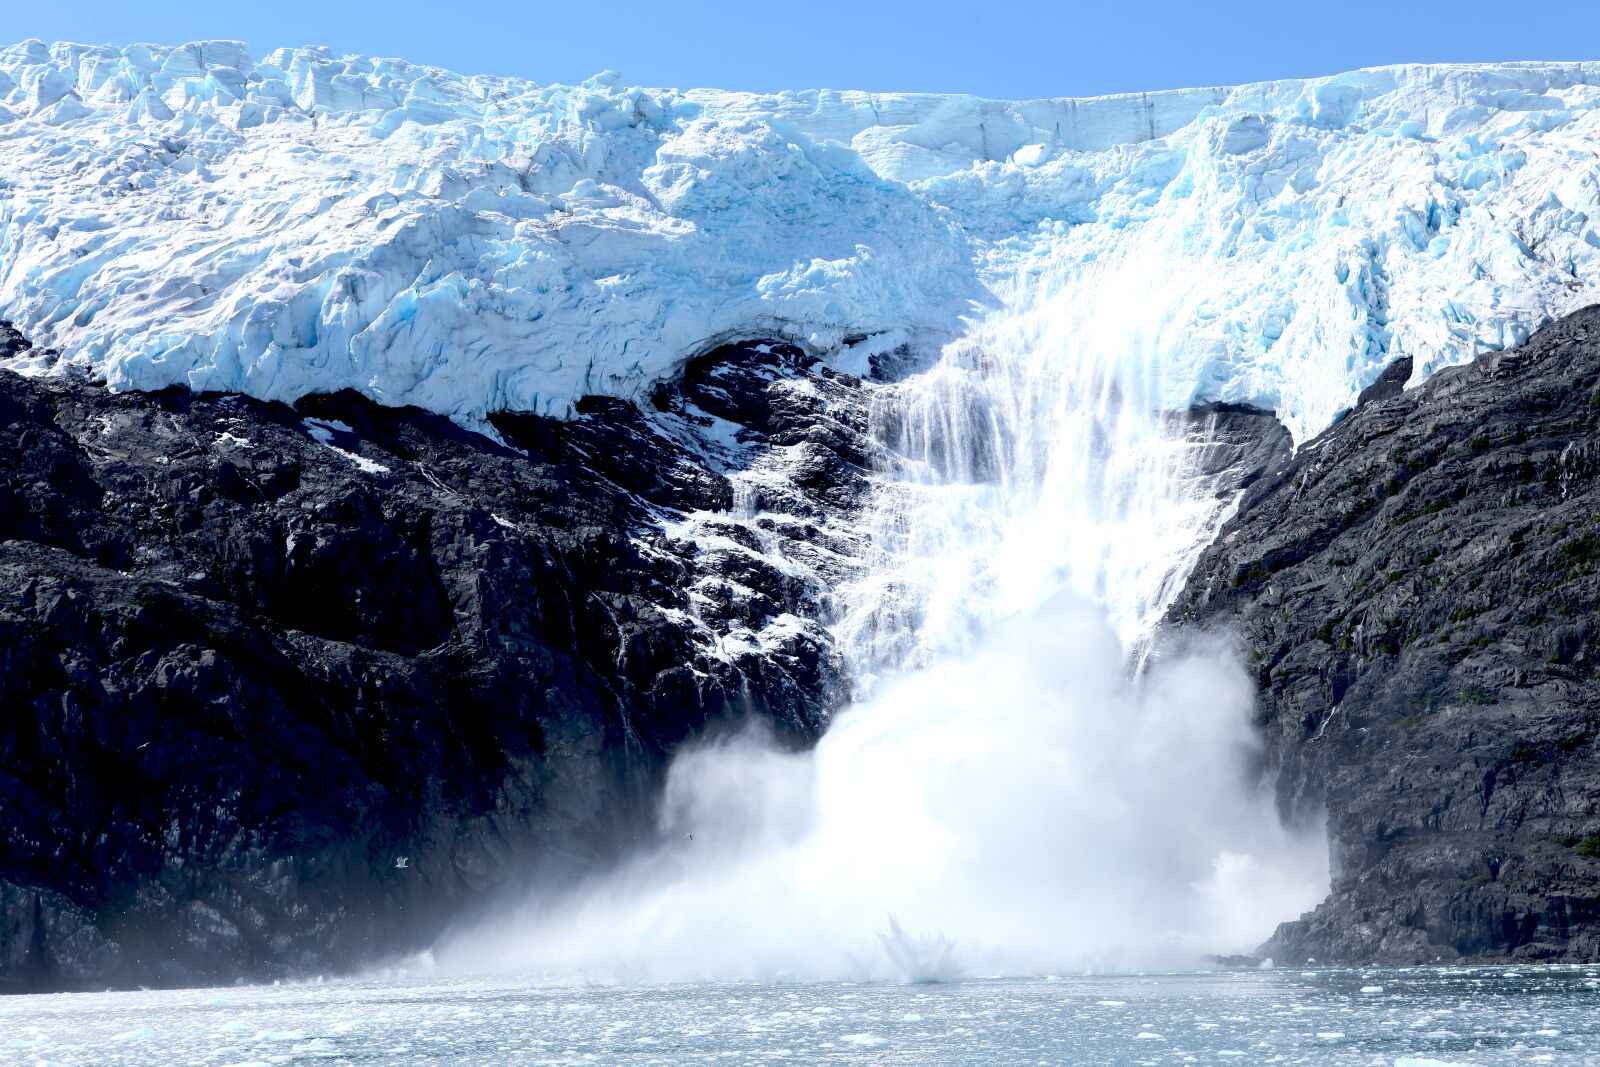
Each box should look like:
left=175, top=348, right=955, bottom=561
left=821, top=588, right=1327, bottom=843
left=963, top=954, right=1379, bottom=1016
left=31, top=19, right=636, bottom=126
left=4, top=966, right=1599, bottom=1065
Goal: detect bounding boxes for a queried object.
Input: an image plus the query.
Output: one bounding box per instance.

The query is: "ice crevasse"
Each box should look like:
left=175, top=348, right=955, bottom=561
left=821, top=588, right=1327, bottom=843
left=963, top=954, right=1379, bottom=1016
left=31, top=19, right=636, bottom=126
left=1, top=40, right=1599, bottom=441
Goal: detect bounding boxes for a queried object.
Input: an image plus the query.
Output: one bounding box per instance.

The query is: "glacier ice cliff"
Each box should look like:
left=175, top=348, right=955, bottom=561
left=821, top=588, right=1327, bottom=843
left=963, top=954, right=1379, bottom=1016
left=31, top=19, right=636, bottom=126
left=2, top=41, right=1600, bottom=439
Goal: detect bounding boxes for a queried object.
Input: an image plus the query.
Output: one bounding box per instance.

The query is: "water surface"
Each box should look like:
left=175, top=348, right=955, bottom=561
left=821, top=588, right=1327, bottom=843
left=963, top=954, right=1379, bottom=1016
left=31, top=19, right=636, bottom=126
left=5, top=966, right=1599, bottom=1065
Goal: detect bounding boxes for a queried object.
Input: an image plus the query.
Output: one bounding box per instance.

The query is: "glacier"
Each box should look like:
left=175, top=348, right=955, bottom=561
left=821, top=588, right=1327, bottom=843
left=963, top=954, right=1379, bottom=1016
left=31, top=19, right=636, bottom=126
left=1, top=41, right=1599, bottom=439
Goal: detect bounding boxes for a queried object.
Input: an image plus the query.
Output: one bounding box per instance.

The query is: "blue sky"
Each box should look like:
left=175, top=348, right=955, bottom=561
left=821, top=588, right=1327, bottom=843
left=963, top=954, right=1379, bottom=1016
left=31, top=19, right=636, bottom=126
left=10, top=0, right=1600, bottom=98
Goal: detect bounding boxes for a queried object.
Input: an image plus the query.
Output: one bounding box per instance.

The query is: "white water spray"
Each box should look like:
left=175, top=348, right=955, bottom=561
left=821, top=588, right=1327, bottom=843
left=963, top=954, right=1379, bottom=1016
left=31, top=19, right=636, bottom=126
left=440, top=252, right=1328, bottom=982
left=840, top=247, right=1241, bottom=672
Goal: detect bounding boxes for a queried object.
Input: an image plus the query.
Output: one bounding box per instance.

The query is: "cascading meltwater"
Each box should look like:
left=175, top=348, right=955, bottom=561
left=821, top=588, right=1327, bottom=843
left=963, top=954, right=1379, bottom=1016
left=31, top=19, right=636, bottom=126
left=438, top=261, right=1329, bottom=982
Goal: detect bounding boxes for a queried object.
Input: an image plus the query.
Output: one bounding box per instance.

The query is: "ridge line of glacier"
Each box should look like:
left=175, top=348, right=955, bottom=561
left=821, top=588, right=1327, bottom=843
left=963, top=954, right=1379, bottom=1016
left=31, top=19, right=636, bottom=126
left=2, top=39, right=1598, bottom=440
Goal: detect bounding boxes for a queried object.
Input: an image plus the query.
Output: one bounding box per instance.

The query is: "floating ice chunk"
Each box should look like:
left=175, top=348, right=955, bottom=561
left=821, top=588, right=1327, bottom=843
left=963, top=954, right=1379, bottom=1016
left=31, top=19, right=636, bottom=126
left=111, top=1028, right=157, bottom=1040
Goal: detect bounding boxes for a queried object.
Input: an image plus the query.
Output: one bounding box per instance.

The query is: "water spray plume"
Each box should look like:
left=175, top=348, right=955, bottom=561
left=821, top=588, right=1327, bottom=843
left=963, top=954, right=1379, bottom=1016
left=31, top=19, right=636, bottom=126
left=439, top=252, right=1329, bottom=982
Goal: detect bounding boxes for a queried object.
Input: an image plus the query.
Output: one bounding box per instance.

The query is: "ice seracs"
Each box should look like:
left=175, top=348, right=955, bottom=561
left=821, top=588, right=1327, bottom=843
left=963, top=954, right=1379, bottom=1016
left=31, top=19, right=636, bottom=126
left=1, top=41, right=1599, bottom=440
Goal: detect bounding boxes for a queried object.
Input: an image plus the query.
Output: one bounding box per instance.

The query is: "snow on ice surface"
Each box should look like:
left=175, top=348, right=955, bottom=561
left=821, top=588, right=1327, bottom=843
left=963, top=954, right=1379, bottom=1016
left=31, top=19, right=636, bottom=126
left=1, top=42, right=1599, bottom=438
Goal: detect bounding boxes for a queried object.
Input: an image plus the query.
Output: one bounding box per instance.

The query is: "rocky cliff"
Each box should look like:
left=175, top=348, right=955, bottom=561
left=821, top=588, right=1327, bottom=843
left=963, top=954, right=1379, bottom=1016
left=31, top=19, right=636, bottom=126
left=1168, top=305, right=1600, bottom=963
left=0, top=321, right=878, bottom=990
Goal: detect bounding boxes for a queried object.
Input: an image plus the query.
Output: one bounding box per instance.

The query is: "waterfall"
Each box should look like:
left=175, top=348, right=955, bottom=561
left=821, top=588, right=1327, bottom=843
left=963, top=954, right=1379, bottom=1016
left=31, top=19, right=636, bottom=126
left=438, top=257, right=1329, bottom=982
left=839, top=258, right=1239, bottom=675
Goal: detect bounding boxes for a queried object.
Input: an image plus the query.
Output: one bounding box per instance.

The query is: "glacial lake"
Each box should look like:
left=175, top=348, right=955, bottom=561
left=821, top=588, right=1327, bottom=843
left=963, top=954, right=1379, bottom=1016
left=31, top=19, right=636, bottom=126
left=4, top=966, right=1599, bottom=1065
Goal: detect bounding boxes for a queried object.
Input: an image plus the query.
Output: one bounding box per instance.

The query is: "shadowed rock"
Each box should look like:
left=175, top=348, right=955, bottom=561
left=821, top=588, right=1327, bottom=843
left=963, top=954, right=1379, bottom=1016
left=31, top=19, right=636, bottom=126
left=0, top=332, right=876, bottom=990
left=1168, top=305, right=1600, bottom=964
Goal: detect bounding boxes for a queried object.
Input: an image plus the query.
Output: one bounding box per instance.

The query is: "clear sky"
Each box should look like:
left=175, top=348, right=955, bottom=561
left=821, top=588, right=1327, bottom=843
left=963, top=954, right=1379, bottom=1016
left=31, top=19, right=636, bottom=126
left=9, top=0, right=1600, bottom=99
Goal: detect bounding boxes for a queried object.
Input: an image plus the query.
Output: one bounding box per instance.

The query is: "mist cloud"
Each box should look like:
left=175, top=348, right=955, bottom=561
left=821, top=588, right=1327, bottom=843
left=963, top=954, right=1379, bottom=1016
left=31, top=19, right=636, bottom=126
left=439, top=596, right=1326, bottom=981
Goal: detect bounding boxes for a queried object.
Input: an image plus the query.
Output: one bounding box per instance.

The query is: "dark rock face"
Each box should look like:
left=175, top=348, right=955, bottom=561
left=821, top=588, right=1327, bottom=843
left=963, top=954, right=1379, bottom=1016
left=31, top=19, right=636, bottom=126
left=1168, top=305, right=1600, bottom=964
left=16, top=290, right=1600, bottom=986
left=0, top=331, right=876, bottom=991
